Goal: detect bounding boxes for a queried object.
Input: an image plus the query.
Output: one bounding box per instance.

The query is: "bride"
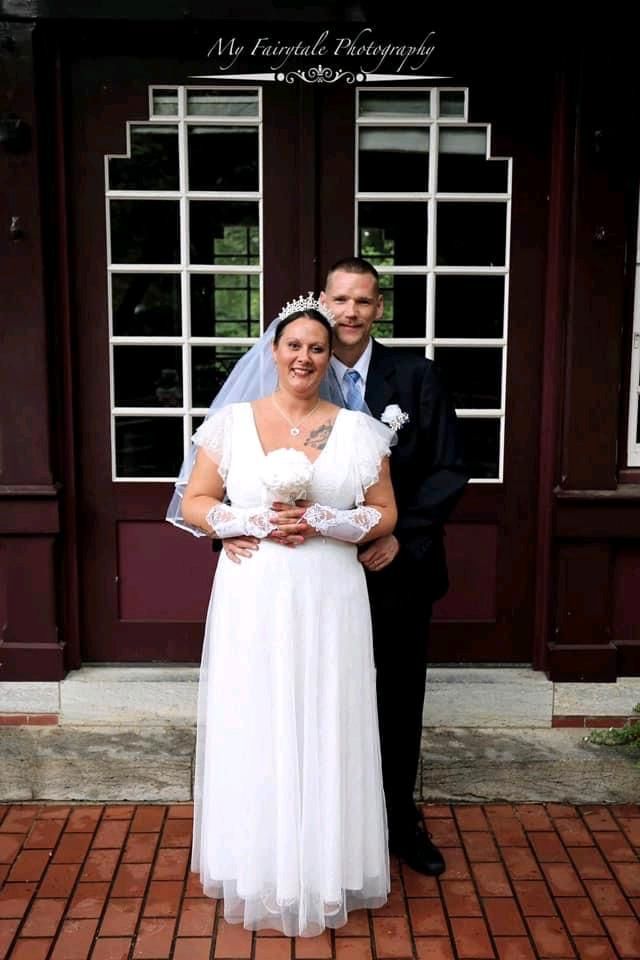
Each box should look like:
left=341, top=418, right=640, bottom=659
left=169, top=295, right=397, bottom=938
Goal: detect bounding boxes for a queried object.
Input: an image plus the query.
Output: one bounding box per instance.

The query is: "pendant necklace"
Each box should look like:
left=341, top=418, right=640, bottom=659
left=271, top=393, right=321, bottom=437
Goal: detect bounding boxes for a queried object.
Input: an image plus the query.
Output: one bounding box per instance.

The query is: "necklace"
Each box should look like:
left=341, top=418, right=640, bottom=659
left=271, top=393, right=321, bottom=437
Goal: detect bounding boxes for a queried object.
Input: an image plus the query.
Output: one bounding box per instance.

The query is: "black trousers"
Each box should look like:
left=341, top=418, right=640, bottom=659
left=366, top=553, right=432, bottom=842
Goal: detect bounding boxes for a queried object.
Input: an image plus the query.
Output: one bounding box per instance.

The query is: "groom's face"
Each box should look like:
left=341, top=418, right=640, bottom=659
left=321, top=270, right=383, bottom=355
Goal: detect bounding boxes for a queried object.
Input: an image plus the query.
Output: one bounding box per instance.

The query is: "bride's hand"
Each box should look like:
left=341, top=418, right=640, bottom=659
left=270, top=501, right=318, bottom=541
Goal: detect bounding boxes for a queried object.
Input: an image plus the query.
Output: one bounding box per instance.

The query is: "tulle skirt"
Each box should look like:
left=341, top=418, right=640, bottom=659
left=192, top=537, right=389, bottom=937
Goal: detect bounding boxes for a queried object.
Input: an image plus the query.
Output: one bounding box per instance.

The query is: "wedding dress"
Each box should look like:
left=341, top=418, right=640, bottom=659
left=191, top=402, right=391, bottom=937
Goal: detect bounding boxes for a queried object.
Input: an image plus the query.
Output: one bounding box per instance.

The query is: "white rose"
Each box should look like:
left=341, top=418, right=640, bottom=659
left=380, top=404, right=409, bottom=431
left=260, top=448, right=313, bottom=505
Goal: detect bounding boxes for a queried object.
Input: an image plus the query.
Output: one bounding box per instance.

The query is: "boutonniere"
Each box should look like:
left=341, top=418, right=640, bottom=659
left=380, top=404, right=409, bottom=431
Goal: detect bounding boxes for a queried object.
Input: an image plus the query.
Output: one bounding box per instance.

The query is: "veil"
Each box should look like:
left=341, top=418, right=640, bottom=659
left=166, top=314, right=370, bottom=536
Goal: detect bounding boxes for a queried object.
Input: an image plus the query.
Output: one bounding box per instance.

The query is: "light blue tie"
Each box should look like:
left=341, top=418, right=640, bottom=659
left=343, top=369, right=363, bottom=410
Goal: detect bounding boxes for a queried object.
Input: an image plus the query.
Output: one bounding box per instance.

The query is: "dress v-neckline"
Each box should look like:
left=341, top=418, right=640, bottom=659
left=246, top=403, right=344, bottom=466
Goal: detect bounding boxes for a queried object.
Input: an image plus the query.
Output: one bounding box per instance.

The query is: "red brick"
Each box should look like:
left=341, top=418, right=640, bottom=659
left=152, top=848, right=189, bottom=882
left=102, top=806, right=135, bottom=821
left=502, top=847, right=542, bottom=881
left=0, top=884, right=36, bottom=920
left=454, top=807, right=489, bottom=832
left=39, top=863, right=81, bottom=898
left=67, top=883, right=110, bottom=919
left=472, top=862, right=512, bottom=897
left=184, top=873, right=206, bottom=898
left=0, top=866, right=7, bottom=886
left=0, top=918, right=19, bottom=959
left=414, top=937, right=455, bottom=960
left=421, top=805, right=452, bottom=819
left=80, top=850, right=120, bottom=883
left=7, top=850, right=51, bottom=882
left=547, top=804, right=579, bottom=819
left=483, top=899, right=527, bottom=936
left=572, top=937, right=618, bottom=960
left=462, top=832, right=500, bottom=862
left=407, top=898, right=448, bottom=936
left=142, top=880, right=183, bottom=918
left=334, top=939, right=372, bottom=960
left=616, top=818, right=640, bottom=847
left=450, top=917, right=494, bottom=958
left=160, top=820, right=192, bottom=849
left=584, top=879, right=633, bottom=916
left=529, top=832, right=570, bottom=863
left=99, top=899, right=142, bottom=938
left=65, top=808, right=103, bottom=834
left=580, top=808, right=618, bottom=832
left=177, top=898, right=216, bottom=937
left=50, top=918, right=99, bottom=960
left=526, top=916, right=575, bottom=957
left=569, top=847, right=612, bottom=879
left=491, top=821, right=528, bottom=848
left=174, top=940, right=215, bottom=960
left=132, top=918, right=176, bottom=959
left=24, top=820, right=65, bottom=850
left=632, top=899, right=640, bottom=918
left=484, top=804, right=517, bottom=821
left=0, top=808, right=39, bottom=834
left=53, top=834, right=92, bottom=864
left=401, top=865, right=438, bottom=897
left=0, top=837, right=23, bottom=865
left=92, top=821, right=129, bottom=851
left=494, top=937, right=536, bottom=960
left=611, top=805, right=640, bottom=819
left=611, top=862, right=640, bottom=897
left=441, top=881, right=481, bottom=917
left=556, top=898, right=605, bottom=936
left=439, top=848, right=470, bottom=880
left=90, top=940, right=133, bottom=960
left=166, top=805, right=193, bottom=819
left=602, top=916, right=640, bottom=957
left=513, top=880, right=557, bottom=916
left=8, top=940, right=54, bottom=960
left=213, top=918, right=252, bottom=958
left=375, top=878, right=406, bottom=917
left=335, top=910, right=369, bottom=936
left=542, top=863, right=585, bottom=897
left=294, top=929, right=332, bottom=958
left=555, top=819, right=594, bottom=847
left=130, top=807, right=166, bottom=833
left=122, top=834, right=159, bottom=864
left=427, top=820, right=461, bottom=848
left=21, top=898, right=66, bottom=937
left=372, top=916, right=413, bottom=958
left=111, top=863, right=151, bottom=899
left=594, top=831, right=637, bottom=862
left=515, top=805, right=553, bottom=831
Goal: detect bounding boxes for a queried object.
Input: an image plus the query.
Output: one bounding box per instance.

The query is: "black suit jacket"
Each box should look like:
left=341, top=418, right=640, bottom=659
left=364, top=339, right=469, bottom=602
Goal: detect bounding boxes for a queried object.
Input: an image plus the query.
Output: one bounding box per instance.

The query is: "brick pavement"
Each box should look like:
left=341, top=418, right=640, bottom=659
left=0, top=802, right=639, bottom=959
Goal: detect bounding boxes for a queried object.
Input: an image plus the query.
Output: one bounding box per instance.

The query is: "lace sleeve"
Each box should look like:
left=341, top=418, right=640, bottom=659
left=351, top=412, right=394, bottom=505
left=192, top=405, right=234, bottom=482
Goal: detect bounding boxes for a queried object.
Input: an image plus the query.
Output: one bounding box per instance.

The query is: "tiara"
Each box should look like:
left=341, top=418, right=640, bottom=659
left=275, top=291, right=335, bottom=326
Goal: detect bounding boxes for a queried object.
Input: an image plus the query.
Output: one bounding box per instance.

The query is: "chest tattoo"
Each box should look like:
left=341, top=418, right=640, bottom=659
left=304, top=420, right=335, bottom=450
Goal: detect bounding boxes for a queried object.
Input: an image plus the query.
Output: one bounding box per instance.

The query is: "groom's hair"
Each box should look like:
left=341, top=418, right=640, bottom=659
left=325, top=257, right=379, bottom=291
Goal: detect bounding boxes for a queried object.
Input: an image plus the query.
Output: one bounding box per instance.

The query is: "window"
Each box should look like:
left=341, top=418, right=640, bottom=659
left=627, top=206, right=640, bottom=466
left=106, top=86, right=262, bottom=480
left=356, top=87, right=512, bottom=481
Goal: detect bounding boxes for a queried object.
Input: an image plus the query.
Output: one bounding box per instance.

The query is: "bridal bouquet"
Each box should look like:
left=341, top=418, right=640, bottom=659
left=260, top=449, right=313, bottom=505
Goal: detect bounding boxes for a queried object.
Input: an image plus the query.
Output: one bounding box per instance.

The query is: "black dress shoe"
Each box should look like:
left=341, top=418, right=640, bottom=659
left=390, top=824, right=446, bottom=876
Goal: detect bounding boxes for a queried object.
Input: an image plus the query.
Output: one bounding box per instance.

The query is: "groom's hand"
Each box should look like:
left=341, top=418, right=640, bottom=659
left=359, top=534, right=400, bottom=572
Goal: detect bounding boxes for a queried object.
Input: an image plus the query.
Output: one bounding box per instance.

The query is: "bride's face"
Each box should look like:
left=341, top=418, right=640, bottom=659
left=272, top=317, right=331, bottom=397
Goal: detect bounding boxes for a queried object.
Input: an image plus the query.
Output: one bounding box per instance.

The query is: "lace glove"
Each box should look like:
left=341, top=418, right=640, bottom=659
left=301, top=503, right=382, bottom=543
left=205, top=504, right=275, bottom=539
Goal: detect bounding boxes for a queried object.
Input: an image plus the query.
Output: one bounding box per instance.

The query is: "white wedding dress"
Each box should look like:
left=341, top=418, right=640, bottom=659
left=191, top=402, right=391, bottom=937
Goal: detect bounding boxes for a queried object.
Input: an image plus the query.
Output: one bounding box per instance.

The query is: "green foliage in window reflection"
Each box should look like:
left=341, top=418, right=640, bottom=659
left=214, top=225, right=260, bottom=265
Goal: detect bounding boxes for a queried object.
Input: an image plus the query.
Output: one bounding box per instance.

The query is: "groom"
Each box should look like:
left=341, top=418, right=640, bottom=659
left=321, top=257, right=469, bottom=876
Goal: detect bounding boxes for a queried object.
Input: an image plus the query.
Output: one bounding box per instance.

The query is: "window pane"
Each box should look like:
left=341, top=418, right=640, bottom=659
left=435, top=276, right=505, bottom=338
left=191, top=344, right=251, bottom=407
left=438, top=128, right=508, bottom=193
left=358, top=127, right=429, bottom=192
left=434, top=346, right=502, bottom=409
left=190, top=201, right=260, bottom=265
left=110, top=199, right=179, bottom=264
left=437, top=202, right=507, bottom=267
left=187, top=90, right=259, bottom=117
left=112, top=274, right=181, bottom=337
left=191, top=274, right=260, bottom=337
left=108, top=125, right=179, bottom=190
left=359, top=201, right=428, bottom=266
left=115, top=416, right=183, bottom=478
left=439, top=91, right=465, bottom=118
left=359, top=91, right=430, bottom=118
left=375, top=275, right=427, bottom=337
left=188, top=125, right=259, bottom=191
left=152, top=89, right=178, bottom=116
left=114, top=345, right=182, bottom=407
left=457, top=418, right=500, bottom=479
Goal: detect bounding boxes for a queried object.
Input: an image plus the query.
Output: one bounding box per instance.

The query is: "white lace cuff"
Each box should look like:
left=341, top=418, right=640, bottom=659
left=301, top=503, right=382, bottom=543
left=205, top=504, right=275, bottom=539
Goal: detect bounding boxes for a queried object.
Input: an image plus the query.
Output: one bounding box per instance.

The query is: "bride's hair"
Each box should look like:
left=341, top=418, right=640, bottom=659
left=274, top=309, right=333, bottom=345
